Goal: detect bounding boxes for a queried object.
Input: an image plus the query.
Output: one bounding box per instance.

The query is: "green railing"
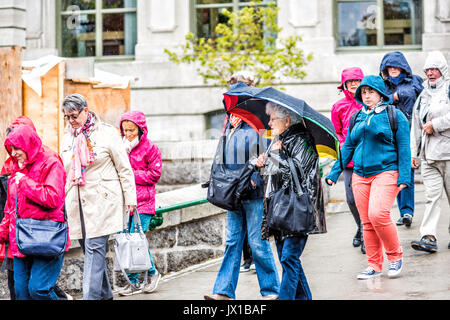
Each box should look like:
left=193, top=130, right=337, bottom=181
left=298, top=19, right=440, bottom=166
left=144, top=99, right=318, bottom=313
left=154, top=158, right=335, bottom=214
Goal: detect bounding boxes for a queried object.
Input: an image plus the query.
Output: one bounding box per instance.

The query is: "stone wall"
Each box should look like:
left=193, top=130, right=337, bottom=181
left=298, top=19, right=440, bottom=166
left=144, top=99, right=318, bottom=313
left=0, top=185, right=227, bottom=299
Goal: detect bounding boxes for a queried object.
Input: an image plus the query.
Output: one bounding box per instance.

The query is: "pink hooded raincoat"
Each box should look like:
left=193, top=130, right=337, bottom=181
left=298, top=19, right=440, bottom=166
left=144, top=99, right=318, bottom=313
left=331, top=67, right=364, bottom=167
left=0, top=125, right=70, bottom=258
left=120, top=111, right=162, bottom=215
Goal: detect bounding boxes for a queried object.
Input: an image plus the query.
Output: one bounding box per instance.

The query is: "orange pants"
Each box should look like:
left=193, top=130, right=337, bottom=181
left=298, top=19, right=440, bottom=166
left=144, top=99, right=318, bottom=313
left=352, top=171, right=403, bottom=272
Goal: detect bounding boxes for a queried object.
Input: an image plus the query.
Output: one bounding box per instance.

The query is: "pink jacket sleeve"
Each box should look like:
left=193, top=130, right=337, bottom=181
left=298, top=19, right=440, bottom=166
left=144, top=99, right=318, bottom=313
left=17, top=160, right=66, bottom=211
left=331, top=104, right=345, bottom=146
left=134, top=144, right=162, bottom=186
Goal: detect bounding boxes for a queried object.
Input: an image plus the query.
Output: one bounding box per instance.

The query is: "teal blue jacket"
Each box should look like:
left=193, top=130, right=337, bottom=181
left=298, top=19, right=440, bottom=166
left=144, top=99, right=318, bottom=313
left=326, top=103, right=411, bottom=187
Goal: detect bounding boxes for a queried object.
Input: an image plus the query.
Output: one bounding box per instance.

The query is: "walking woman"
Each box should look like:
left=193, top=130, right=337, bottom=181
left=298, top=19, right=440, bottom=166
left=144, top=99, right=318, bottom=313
left=118, top=110, right=162, bottom=296
left=331, top=67, right=365, bottom=252
left=61, top=94, right=137, bottom=300
left=326, top=75, right=411, bottom=279
left=255, top=102, right=327, bottom=300
left=0, top=125, right=69, bottom=299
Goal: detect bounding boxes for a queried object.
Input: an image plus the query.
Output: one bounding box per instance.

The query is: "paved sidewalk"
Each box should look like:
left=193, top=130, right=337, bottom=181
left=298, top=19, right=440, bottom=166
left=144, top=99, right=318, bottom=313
left=117, top=181, right=450, bottom=300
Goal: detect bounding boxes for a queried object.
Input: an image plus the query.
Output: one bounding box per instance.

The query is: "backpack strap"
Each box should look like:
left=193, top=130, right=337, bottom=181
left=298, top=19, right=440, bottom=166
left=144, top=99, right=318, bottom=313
left=387, top=105, right=398, bottom=145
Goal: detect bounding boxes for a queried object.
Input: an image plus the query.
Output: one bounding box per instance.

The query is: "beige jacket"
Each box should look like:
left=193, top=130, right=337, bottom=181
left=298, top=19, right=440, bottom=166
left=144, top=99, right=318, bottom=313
left=61, top=112, right=137, bottom=240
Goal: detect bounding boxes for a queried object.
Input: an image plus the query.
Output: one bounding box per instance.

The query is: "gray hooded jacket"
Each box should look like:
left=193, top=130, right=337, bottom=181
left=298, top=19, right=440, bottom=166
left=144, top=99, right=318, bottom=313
left=410, top=51, right=450, bottom=161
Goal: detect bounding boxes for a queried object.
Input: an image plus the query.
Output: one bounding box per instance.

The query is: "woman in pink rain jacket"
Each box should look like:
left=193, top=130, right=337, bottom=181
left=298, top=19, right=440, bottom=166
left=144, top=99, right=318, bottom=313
left=331, top=67, right=365, bottom=253
left=0, top=125, right=69, bottom=300
left=118, top=110, right=162, bottom=296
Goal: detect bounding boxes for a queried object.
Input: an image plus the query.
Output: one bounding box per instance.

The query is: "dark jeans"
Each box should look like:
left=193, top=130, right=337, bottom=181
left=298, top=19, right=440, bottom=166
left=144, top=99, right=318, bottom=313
left=396, top=168, right=415, bottom=217
left=343, top=168, right=362, bottom=231
left=275, top=235, right=311, bottom=300
left=242, top=233, right=253, bottom=266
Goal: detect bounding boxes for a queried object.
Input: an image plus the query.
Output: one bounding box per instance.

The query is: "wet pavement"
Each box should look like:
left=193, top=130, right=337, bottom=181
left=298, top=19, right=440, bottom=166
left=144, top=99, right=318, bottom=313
left=117, top=181, right=450, bottom=300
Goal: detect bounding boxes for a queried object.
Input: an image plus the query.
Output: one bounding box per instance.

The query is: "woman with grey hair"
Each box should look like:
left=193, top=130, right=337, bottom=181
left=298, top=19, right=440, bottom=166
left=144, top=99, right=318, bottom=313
left=255, top=101, right=326, bottom=300
left=60, top=93, right=137, bottom=300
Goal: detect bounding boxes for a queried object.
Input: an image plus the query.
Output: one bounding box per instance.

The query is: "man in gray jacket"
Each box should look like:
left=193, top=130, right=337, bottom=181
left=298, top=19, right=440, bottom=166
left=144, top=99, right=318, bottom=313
left=410, top=51, right=450, bottom=253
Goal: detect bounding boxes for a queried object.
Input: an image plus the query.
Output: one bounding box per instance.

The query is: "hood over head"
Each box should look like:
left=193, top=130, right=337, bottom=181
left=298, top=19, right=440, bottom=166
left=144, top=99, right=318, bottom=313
left=355, top=75, right=391, bottom=105
left=423, top=50, right=448, bottom=79
left=4, top=124, right=43, bottom=166
left=8, top=116, right=37, bottom=132
left=379, top=51, right=413, bottom=79
left=337, top=67, right=364, bottom=90
left=120, top=110, right=148, bottom=138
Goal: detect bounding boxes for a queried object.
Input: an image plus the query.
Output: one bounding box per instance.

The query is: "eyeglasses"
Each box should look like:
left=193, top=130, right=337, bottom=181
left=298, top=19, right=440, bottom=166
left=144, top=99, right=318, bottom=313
left=346, top=79, right=362, bottom=84
left=64, top=111, right=82, bottom=121
left=269, top=117, right=285, bottom=123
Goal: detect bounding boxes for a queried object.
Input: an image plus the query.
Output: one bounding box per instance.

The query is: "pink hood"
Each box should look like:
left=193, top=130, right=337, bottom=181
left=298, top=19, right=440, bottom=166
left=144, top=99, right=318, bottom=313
left=0, top=125, right=69, bottom=257
left=331, top=67, right=364, bottom=167
left=120, top=111, right=162, bottom=215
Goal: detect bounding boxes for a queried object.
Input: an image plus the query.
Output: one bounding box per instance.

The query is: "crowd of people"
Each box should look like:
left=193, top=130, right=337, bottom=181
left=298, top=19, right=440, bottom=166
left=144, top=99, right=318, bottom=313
left=0, top=49, right=448, bottom=300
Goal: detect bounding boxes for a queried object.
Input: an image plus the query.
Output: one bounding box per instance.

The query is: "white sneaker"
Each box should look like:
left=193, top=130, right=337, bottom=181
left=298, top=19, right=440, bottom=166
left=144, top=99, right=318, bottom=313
left=143, top=270, right=161, bottom=293
left=119, top=283, right=142, bottom=296
left=357, top=267, right=381, bottom=280
left=387, top=259, right=403, bottom=278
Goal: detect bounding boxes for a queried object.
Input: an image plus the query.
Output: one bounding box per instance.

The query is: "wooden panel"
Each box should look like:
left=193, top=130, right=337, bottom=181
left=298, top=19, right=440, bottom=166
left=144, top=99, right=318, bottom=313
left=23, top=62, right=65, bottom=154
left=0, top=46, right=22, bottom=167
left=64, top=80, right=130, bottom=128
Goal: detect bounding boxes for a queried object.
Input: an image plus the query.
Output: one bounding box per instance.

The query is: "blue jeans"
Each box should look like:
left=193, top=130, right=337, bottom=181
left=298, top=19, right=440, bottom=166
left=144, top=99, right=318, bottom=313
left=213, top=199, right=280, bottom=299
left=397, top=168, right=415, bottom=216
left=275, top=235, right=312, bottom=300
left=14, top=254, right=64, bottom=300
left=126, top=213, right=157, bottom=283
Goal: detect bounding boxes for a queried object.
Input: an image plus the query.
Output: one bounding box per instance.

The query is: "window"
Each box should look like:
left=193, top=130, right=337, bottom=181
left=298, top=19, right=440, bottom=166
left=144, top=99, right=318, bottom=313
left=193, top=0, right=276, bottom=39
left=57, top=0, right=137, bottom=58
left=336, top=0, right=422, bottom=49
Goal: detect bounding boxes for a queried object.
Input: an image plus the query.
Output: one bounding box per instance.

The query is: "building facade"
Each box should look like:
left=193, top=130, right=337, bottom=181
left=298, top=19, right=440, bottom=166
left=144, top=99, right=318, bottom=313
left=2, top=0, right=450, bottom=144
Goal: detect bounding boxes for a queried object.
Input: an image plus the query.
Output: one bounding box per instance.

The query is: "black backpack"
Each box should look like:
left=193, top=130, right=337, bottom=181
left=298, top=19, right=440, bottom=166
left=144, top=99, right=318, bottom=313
left=340, top=105, right=398, bottom=170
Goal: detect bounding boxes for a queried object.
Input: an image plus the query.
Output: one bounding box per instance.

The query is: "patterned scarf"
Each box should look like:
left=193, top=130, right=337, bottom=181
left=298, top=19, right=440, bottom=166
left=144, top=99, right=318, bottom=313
left=229, top=114, right=243, bottom=128
left=69, top=112, right=96, bottom=186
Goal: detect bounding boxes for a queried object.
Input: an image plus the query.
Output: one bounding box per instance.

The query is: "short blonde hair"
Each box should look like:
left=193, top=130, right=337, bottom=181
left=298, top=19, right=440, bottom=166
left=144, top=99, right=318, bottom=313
left=227, top=70, right=255, bottom=86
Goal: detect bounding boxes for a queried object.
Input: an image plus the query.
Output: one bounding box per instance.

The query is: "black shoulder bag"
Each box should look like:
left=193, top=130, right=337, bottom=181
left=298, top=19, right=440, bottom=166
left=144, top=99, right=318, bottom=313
left=206, top=135, right=242, bottom=211
left=267, top=157, right=315, bottom=234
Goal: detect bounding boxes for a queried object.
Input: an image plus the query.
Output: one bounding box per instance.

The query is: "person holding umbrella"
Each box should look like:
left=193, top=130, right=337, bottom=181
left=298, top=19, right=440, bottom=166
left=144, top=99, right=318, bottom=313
left=254, top=101, right=326, bottom=300
left=204, top=71, right=280, bottom=301
left=326, top=75, right=411, bottom=280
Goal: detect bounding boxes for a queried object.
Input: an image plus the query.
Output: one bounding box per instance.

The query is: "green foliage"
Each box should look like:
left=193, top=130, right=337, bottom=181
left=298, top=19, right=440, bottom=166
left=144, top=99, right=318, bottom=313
left=164, top=0, right=313, bottom=87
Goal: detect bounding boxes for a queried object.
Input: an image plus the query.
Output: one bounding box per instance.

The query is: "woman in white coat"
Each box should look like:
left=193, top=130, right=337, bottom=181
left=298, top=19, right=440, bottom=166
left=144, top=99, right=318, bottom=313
left=60, top=94, right=137, bottom=300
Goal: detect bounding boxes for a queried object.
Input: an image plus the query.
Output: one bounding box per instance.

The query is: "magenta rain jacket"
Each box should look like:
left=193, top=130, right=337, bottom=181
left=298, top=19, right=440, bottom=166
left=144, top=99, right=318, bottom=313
left=0, top=125, right=69, bottom=257
left=120, top=111, right=162, bottom=215
left=331, top=67, right=364, bottom=168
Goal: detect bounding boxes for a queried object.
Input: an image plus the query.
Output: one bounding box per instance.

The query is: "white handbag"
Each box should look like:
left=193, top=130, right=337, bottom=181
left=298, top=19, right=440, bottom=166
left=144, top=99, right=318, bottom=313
left=114, top=210, right=152, bottom=287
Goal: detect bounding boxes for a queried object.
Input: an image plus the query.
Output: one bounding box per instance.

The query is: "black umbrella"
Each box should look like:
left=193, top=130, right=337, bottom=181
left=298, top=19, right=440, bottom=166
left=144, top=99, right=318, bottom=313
left=223, top=83, right=339, bottom=160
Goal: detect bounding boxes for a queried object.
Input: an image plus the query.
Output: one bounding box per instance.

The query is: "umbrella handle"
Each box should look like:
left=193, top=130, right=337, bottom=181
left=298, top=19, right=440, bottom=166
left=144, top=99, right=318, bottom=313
left=264, top=136, right=278, bottom=157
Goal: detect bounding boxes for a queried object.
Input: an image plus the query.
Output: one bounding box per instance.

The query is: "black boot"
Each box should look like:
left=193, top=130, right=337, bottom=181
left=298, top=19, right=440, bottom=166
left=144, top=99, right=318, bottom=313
left=353, top=229, right=362, bottom=247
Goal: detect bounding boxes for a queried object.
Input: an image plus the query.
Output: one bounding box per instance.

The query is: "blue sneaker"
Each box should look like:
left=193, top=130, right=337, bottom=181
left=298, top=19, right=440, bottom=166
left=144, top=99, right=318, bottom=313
left=357, top=267, right=381, bottom=280
left=388, top=259, right=403, bottom=278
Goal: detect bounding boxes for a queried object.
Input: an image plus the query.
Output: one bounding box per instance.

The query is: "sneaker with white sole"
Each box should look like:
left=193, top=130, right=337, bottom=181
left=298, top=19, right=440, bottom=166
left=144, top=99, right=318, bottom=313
left=357, top=267, right=381, bottom=280
left=119, top=283, right=142, bottom=296
left=387, top=259, right=403, bottom=278
left=143, top=270, right=161, bottom=293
